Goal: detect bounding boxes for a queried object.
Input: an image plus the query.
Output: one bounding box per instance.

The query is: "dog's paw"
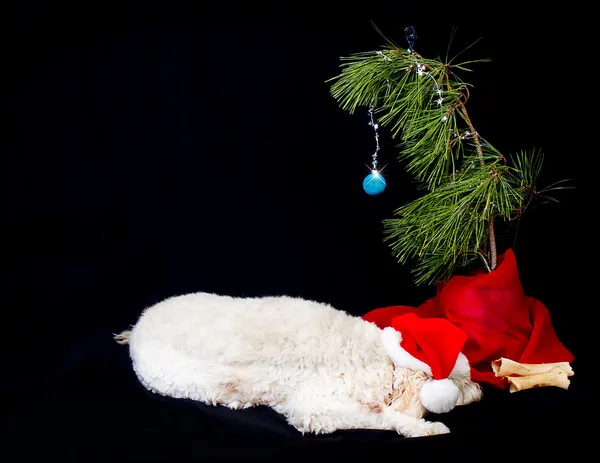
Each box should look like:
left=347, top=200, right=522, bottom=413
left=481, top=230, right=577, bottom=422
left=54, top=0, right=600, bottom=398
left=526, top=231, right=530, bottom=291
left=397, top=420, right=450, bottom=438
left=429, top=421, right=450, bottom=435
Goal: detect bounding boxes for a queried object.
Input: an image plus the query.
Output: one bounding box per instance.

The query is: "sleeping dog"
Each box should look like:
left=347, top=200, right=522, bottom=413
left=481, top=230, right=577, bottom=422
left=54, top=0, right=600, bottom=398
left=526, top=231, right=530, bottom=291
left=115, top=292, right=482, bottom=437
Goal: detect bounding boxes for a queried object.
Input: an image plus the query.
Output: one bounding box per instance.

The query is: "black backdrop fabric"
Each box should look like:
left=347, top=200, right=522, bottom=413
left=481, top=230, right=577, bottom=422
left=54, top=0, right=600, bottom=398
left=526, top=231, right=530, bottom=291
left=3, top=3, right=594, bottom=461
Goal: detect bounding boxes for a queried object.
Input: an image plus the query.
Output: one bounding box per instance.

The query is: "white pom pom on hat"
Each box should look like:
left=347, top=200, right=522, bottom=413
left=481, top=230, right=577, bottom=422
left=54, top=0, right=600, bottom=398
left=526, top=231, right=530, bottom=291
left=381, top=313, right=471, bottom=414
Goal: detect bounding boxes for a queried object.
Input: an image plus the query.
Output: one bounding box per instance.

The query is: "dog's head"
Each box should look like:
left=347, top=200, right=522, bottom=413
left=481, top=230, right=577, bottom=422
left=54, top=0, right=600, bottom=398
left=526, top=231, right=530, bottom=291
left=385, top=365, right=482, bottom=418
left=382, top=326, right=483, bottom=416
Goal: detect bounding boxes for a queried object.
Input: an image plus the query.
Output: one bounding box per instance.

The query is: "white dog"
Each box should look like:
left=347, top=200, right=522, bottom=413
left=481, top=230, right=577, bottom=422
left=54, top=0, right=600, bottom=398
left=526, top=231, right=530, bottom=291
left=115, top=292, right=482, bottom=437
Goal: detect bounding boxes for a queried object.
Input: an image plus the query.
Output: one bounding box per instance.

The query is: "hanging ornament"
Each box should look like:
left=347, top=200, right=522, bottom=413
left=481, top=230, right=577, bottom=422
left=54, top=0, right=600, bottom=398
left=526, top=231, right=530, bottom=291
left=363, top=170, right=386, bottom=195
left=362, top=106, right=386, bottom=195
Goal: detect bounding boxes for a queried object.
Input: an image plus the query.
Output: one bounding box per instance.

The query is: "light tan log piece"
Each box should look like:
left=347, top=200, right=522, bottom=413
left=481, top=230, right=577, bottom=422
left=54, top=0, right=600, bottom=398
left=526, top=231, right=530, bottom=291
left=491, top=357, right=574, bottom=378
left=491, top=357, right=574, bottom=392
left=504, top=369, right=572, bottom=393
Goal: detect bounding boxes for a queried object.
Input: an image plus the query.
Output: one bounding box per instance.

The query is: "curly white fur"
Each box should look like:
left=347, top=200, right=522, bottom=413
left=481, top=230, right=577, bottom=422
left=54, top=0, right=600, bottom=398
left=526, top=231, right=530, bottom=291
left=118, top=292, right=482, bottom=437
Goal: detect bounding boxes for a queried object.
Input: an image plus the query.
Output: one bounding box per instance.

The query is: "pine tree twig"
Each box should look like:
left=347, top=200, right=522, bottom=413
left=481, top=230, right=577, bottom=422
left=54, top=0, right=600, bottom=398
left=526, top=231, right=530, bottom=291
left=488, top=221, right=497, bottom=270
left=478, top=250, right=492, bottom=272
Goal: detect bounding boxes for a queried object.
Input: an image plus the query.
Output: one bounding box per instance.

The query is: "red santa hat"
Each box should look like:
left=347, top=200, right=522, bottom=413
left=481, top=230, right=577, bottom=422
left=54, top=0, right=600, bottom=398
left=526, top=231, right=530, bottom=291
left=381, top=313, right=471, bottom=414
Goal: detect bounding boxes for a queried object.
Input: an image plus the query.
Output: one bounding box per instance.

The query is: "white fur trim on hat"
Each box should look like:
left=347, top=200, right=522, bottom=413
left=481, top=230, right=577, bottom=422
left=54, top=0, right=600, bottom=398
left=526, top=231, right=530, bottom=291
left=420, top=378, right=460, bottom=414
left=450, top=352, right=471, bottom=378
left=381, top=327, right=431, bottom=375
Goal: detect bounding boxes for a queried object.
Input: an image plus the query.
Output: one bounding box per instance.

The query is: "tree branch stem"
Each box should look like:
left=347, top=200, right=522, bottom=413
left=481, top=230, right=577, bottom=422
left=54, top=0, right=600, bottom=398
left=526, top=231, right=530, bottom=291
left=458, top=97, right=497, bottom=270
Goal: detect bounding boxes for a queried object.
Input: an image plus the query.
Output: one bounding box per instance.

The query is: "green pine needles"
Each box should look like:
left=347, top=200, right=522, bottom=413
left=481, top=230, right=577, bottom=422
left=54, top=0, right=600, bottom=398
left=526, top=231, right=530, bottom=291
left=328, top=28, right=569, bottom=286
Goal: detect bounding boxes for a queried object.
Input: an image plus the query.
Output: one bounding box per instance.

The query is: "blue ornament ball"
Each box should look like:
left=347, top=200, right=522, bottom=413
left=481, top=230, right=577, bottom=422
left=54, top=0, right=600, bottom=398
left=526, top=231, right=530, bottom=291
left=362, top=172, right=387, bottom=195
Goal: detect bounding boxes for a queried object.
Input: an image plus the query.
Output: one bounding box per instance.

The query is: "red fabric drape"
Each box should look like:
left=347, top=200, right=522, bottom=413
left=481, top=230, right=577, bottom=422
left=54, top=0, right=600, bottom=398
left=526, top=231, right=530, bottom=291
left=363, top=249, right=574, bottom=388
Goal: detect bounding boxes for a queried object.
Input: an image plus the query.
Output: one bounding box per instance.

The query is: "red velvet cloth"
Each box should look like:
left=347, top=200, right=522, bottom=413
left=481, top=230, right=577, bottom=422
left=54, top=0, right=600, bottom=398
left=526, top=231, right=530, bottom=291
left=363, top=249, right=574, bottom=388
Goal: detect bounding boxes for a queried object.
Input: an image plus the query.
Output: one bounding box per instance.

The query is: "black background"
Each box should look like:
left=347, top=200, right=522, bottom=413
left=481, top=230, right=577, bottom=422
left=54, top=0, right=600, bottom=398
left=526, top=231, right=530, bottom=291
left=3, top=4, right=594, bottom=460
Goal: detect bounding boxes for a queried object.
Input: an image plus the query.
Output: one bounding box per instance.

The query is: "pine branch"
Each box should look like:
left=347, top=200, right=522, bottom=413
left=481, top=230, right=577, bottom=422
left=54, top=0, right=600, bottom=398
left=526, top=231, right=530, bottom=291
left=328, top=29, right=570, bottom=285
